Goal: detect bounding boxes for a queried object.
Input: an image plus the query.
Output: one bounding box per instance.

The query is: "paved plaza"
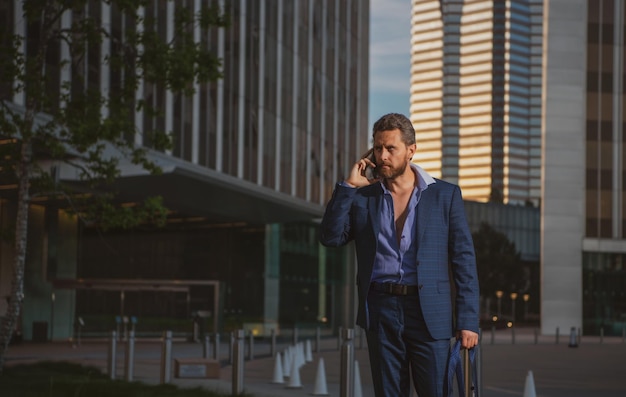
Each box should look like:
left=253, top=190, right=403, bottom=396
left=5, top=328, right=626, bottom=396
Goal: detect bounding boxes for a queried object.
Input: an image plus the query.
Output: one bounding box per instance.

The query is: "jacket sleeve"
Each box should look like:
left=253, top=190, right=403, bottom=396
left=319, top=183, right=357, bottom=247
left=448, top=185, right=480, bottom=333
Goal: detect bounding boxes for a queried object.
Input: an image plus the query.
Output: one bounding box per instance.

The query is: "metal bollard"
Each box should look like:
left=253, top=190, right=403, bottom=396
left=124, top=330, right=135, bottom=381
left=568, top=327, right=578, bottom=347
left=108, top=330, right=117, bottom=380
left=600, top=327, right=604, bottom=344
left=337, top=326, right=343, bottom=351
left=534, top=328, right=539, bottom=344
left=339, top=328, right=355, bottom=397
left=555, top=327, right=559, bottom=344
left=160, top=330, right=172, bottom=384
left=203, top=334, right=210, bottom=359
left=232, top=329, right=245, bottom=395
left=490, top=326, right=495, bottom=345
left=511, top=326, right=515, bottom=344
left=358, top=328, right=364, bottom=349
left=315, top=326, right=321, bottom=353
left=123, top=316, right=129, bottom=341
left=75, top=317, right=84, bottom=347
left=292, top=326, right=298, bottom=346
left=248, top=330, right=254, bottom=360
left=214, top=333, right=221, bottom=361
left=270, top=329, right=276, bottom=358
left=229, top=331, right=234, bottom=364
left=115, top=316, right=122, bottom=341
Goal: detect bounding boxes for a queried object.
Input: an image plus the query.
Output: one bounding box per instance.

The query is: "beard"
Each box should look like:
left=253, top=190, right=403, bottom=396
left=378, top=158, right=411, bottom=180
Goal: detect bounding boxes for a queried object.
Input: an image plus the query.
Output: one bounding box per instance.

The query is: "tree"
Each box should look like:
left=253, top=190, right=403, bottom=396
left=472, top=222, right=525, bottom=304
left=0, top=0, right=228, bottom=372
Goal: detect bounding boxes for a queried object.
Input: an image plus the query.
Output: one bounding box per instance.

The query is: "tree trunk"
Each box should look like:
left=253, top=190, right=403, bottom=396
left=0, top=139, right=32, bottom=374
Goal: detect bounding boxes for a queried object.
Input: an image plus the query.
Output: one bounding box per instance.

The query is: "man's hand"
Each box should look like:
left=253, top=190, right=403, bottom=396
left=456, top=329, right=479, bottom=349
left=344, top=149, right=378, bottom=187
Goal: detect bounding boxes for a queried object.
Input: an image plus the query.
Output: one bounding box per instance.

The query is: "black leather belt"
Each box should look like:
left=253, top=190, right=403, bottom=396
left=370, top=282, right=419, bottom=296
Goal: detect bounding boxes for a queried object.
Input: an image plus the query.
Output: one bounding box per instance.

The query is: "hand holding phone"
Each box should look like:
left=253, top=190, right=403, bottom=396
left=344, top=148, right=379, bottom=187
left=364, top=150, right=378, bottom=181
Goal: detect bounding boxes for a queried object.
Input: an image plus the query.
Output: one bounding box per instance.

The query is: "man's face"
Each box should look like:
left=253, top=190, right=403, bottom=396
left=372, top=128, right=415, bottom=180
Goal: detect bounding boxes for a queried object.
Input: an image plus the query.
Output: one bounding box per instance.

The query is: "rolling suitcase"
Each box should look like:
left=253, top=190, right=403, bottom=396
left=447, top=339, right=479, bottom=397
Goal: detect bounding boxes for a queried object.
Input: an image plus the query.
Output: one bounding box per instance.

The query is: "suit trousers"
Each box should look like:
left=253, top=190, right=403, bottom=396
left=365, top=289, right=450, bottom=397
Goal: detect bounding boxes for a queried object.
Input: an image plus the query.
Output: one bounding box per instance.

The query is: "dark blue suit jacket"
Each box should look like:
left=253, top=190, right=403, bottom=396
left=320, top=179, right=479, bottom=340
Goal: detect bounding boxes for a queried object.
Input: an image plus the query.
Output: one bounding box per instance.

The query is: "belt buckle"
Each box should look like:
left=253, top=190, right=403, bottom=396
left=389, top=283, right=407, bottom=295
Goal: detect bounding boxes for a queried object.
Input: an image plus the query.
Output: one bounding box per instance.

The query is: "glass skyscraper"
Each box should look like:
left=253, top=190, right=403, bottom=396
left=410, top=0, right=542, bottom=205
left=0, top=0, right=369, bottom=339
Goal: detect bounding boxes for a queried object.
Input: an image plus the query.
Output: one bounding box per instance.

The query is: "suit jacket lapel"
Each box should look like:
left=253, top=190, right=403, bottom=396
left=417, top=187, right=435, bottom=245
left=369, top=189, right=382, bottom=238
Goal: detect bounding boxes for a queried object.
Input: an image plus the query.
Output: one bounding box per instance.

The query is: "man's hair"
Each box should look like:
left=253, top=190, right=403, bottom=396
left=372, top=113, right=416, bottom=145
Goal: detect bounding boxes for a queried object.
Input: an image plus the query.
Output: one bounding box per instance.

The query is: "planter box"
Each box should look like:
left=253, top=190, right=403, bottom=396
left=174, top=358, right=220, bottom=379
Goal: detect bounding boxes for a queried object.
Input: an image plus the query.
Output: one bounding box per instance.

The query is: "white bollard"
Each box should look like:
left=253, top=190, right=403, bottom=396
left=523, top=370, right=537, bottom=397
left=286, top=351, right=303, bottom=389
left=296, top=342, right=306, bottom=368
left=283, top=348, right=292, bottom=377
left=312, top=357, right=329, bottom=395
left=271, top=352, right=285, bottom=384
left=354, top=360, right=363, bottom=397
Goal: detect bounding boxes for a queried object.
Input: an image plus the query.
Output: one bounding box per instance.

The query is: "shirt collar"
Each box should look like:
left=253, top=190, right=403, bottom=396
left=411, top=163, right=436, bottom=189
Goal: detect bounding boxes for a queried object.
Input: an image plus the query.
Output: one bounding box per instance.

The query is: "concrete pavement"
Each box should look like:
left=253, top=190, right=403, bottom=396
left=5, top=328, right=626, bottom=396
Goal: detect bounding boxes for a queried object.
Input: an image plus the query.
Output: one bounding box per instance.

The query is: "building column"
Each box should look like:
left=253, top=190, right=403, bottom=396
left=540, top=0, right=587, bottom=335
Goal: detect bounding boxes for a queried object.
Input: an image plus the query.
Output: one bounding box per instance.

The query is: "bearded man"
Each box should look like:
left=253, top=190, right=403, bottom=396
left=319, top=113, right=480, bottom=397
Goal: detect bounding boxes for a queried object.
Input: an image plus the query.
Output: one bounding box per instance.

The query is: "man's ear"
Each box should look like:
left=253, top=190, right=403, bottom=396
left=407, top=143, right=416, bottom=159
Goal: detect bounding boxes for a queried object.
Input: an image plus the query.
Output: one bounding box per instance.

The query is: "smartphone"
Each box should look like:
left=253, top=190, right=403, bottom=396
left=364, top=150, right=378, bottom=180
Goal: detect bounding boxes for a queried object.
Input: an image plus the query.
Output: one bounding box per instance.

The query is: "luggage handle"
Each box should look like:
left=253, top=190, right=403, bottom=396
left=447, top=339, right=478, bottom=397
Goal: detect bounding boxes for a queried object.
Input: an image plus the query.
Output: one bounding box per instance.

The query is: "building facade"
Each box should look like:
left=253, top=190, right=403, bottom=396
left=0, top=0, right=369, bottom=340
left=410, top=0, right=542, bottom=205
left=542, top=0, right=626, bottom=336
left=579, top=0, right=626, bottom=336
left=410, top=0, right=626, bottom=336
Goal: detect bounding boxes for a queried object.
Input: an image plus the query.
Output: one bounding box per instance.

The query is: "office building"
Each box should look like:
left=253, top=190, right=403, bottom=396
left=0, top=0, right=369, bottom=340
left=410, top=0, right=542, bottom=205
left=410, top=0, right=626, bottom=336
left=544, top=0, right=626, bottom=336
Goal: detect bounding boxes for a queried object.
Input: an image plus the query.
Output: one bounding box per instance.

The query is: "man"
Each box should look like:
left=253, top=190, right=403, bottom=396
left=319, top=113, right=479, bottom=397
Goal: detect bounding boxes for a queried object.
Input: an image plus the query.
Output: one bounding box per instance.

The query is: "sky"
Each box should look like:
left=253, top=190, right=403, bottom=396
left=368, top=0, right=412, bottom=128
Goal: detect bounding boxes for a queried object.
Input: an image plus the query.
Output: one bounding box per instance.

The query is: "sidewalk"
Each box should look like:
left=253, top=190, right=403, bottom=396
left=5, top=328, right=626, bottom=397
